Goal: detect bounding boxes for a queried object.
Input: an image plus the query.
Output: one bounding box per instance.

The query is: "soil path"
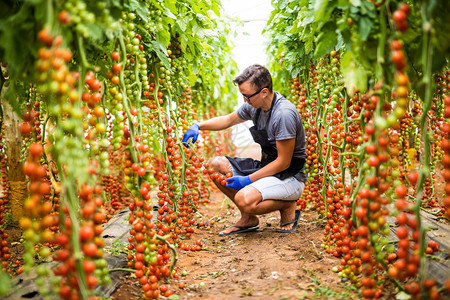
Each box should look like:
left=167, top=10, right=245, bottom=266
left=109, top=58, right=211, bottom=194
left=112, top=190, right=357, bottom=300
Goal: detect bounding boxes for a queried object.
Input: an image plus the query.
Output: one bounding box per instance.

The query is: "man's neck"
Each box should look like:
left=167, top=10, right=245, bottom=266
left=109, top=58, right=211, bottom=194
left=262, top=92, right=275, bottom=111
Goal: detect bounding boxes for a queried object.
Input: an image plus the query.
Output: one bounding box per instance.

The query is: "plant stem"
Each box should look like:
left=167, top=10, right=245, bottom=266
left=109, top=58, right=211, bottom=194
left=321, top=126, right=332, bottom=215
left=415, top=2, right=434, bottom=293
left=46, top=0, right=54, bottom=28
left=118, top=31, right=137, bottom=164
left=40, top=115, right=59, bottom=181
left=156, top=234, right=178, bottom=276
left=350, top=160, right=367, bottom=225
left=76, top=33, right=91, bottom=69
left=0, top=72, right=4, bottom=124
left=55, top=160, right=89, bottom=300
left=376, top=2, right=387, bottom=80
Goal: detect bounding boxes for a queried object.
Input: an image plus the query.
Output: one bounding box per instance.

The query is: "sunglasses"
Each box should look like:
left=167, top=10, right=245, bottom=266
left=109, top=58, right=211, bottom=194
left=242, top=87, right=267, bottom=100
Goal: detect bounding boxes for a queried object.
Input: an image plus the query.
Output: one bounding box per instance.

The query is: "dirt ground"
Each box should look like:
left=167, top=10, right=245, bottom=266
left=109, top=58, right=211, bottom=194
left=3, top=144, right=448, bottom=299
left=112, top=144, right=357, bottom=299
left=111, top=190, right=357, bottom=300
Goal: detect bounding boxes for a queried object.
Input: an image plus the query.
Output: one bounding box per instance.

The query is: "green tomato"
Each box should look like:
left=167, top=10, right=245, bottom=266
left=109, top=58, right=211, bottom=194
left=50, top=276, right=60, bottom=286
left=128, top=30, right=136, bottom=39
left=380, top=237, right=389, bottom=246
left=100, top=151, right=109, bottom=161
left=386, top=244, right=395, bottom=253
left=374, top=116, right=387, bottom=130
left=386, top=114, right=398, bottom=127
left=370, top=234, right=379, bottom=244
left=36, top=264, right=49, bottom=276
left=101, top=160, right=110, bottom=168
left=376, top=252, right=385, bottom=261
left=381, top=226, right=391, bottom=236
left=77, top=2, right=86, bottom=11
left=115, top=103, right=123, bottom=111
left=85, top=13, right=95, bottom=23
left=35, top=276, right=45, bottom=286
left=374, top=244, right=382, bottom=253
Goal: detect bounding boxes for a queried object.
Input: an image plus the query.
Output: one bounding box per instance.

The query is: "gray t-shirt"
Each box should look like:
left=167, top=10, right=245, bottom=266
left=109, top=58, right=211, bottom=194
left=237, top=92, right=307, bottom=182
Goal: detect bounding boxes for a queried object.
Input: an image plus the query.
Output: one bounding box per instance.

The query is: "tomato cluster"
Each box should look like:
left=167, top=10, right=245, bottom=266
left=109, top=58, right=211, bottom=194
left=287, top=45, right=448, bottom=300
left=0, top=130, right=9, bottom=272
left=1, top=0, right=238, bottom=298
left=442, top=95, right=450, bottom=218
left=393, top=3, right=411, bottom=33
left=274, top=0, right=450, bottom=297
left=101, top=9, right=236, bottom=297
left=20, top=143, right=58, bottom=297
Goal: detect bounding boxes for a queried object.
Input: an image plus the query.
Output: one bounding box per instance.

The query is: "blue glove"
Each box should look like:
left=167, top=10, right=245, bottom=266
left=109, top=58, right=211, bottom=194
left=182, top=123, right=200, bottom=146
left=226, top=175, right=252, bottom=191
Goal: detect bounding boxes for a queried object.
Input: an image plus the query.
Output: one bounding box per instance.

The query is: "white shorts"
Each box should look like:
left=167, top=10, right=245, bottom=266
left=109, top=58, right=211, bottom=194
left=230, top=165, right=305, bottom=201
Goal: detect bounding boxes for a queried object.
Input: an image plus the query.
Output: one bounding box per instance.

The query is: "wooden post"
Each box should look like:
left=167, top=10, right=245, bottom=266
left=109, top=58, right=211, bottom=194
left=2, top=99, right=26, bottom=223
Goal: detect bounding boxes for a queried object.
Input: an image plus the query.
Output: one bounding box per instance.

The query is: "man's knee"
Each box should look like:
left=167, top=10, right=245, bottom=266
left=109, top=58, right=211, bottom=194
left=235, top=191, right=258, bottom=214
left=208, top=156, right=231, bottom=174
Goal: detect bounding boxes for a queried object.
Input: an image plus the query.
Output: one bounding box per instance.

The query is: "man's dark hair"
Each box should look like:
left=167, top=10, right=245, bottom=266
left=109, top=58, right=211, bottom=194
left=233, top=64, right=273, bottom=92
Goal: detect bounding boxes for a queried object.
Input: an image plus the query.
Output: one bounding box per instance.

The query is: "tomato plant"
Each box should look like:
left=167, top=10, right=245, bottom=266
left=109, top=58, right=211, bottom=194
left=0, top=0, right=237, bottom=298
left=1, top=0, right=449, bottom=299
left=266, top=0, right=449, bottom=299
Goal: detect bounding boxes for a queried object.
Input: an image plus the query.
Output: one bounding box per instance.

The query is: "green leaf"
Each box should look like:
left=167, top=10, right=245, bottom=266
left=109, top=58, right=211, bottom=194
left=196, top=28, right=216, bottom=39
left=149, top=41, right=170, bottom=69
left=314, top=0, right=329, bottom=20
left=211, top=1, right=220, bottom=16
left=335, top=32, right=345, bottom=50
left=111, top=0, right=122, bottom=7
left=128, top=0, right=149, bottom=20
left=48, top=132, right=54, bottom=144
left=168, top=295, right=180, bottom=300
left=304, top=34, right=314, bottom=54
left=341, top=51, right=368, bottom=97
left=177, top=17, right=189, bottom=32
left=340, top=29, right=352, bottom=51
left=292, top=65, right=301, bottom=78
left=358, top=17, right=372, bottom=41
left=0, top=3, right=38, bottom=80
left=163, top=0, right=177, bottom=14
left=337, top=0, right=349, bottom=9
left=188, top=73, right=197, bottom=87
left=85, top=23, right=103, bottom=41
left=187, top=38, right=197, bottom=58
left=164, top=6, right=177, bottom=19
left=295, top=43, right=305, bottom=58
left=313, top=30, right=337, bottom=59
left=360, top=1, right=376, bottom=18
left=279, top=0, right=290, bottom=10
left=300, top=10, right=315, bottom=27
left=156, top=29, right=170, bottom=49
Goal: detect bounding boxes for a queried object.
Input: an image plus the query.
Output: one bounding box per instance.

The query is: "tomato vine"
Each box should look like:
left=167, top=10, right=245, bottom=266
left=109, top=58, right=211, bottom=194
left=0, top=0, right=237, bottom=299
left=266, top=0, right=450, bottom=299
